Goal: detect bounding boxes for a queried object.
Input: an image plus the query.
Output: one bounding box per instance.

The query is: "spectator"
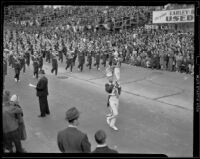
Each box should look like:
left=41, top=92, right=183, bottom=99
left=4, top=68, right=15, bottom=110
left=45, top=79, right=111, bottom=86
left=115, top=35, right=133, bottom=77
left=92, top=130, right=118, bottom=153
left=3, top=90, right=13, bottom=153
left=57, top=107, right=91, bottom=153
left=3, top=94, right=24, bottom=153
left=10, top=95, right=27, bottom=144
left=36, top=70, right=50, bottom=117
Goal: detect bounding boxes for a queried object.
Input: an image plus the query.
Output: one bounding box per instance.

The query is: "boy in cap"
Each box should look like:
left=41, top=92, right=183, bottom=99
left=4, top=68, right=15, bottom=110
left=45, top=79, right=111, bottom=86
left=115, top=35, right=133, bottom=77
left=93, top=130, right=118, bottom=153
left=57, top=107, right=91, bottom=153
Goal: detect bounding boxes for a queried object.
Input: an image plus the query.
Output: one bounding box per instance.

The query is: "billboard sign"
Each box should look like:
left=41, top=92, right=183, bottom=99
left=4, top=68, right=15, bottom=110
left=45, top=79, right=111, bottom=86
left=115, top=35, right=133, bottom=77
left=153, top=8, right=194, bottom=23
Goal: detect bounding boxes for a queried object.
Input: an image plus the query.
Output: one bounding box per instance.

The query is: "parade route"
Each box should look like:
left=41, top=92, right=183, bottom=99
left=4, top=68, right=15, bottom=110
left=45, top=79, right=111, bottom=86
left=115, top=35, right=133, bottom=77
left=4, top=61, right=193, bottom=156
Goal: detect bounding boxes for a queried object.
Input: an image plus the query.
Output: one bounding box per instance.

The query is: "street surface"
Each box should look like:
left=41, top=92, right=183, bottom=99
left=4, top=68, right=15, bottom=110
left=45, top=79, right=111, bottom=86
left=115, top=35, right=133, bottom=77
left=4, top=59, right=193, bottom=156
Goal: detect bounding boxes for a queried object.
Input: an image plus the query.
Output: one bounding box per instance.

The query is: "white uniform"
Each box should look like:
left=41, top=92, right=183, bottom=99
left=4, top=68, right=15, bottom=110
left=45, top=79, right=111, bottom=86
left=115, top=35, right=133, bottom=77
left=106, top=85, right=120, bottom=131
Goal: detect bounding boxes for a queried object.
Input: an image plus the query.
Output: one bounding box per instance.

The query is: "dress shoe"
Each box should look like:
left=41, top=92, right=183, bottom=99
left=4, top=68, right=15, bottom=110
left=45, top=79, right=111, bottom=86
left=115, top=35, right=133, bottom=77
left=111, top=125, right=118, bottom=131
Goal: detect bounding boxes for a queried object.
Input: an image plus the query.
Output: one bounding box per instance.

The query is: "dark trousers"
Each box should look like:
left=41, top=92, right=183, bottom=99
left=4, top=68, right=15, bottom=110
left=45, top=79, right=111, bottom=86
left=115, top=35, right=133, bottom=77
left=59, top=54, right=63, bottom=63
left=39, top=96, right=50, bottom=116
left=78, top=63, right=84, bottom=72
left=26, top=59, right=30, bottom=66
left=14, top=69, right=20, bottom=81
left=34, top=69, right=39, bottom=79
left=51, top=67, right=58, bottom=75
left=86, top=57, right=92, bottom=70
left=87, top=62, right=92, bottom=70
left=46, top=55, right=50, bottom=63
left=94, top=62, right=100, bottom=69
left=102, top=59, right=106, bottom=67
left=22, top=64, right=26, bottom=73
left=5, top=129, right=23, bottom=153
left=73, top=56, right=77, bottom=66
left=66, top=59, right=73, bottom=72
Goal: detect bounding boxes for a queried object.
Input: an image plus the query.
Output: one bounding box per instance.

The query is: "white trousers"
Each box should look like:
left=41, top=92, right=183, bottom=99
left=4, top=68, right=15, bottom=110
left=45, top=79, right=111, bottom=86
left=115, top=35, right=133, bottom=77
left=109, top=96, right=119, bottom=117
left=114, top=67, right=120, bottom=81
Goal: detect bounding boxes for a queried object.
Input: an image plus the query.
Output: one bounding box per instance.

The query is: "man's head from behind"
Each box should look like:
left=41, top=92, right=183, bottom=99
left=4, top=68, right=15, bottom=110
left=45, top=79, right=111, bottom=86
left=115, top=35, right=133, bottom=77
left=65, top=107, right=80, bottom=126
left=94, top=130, right=107, bottom=145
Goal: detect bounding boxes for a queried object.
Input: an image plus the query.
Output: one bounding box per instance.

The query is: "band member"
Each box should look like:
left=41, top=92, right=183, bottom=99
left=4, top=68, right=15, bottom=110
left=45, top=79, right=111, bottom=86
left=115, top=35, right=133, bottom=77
left=112, top=49, right=122, bottom=83
left=105, top=80, right=121, bottom=131
left=3, top=56, right=7, bottom=89
left=86, top=51, right=92, bottom=70
left=46, top=47, right=51, bottom=63
left=77, top=48, right=85, bottom=72
left=32, top=55, right=39, bottom=79
left=101, top=48, right=107, bottom=68
left=94, top=46, right=101, bottom=70
left=73, top=47, right=78, bottom=66
left=108, top=50, right=114, bottom=66
left=25, top=50, right=30, bottom=66
left=51, top=53, right=58, bottom=76
left=58, top=39, right=64, bottom=63
left=38, top=54, right=43, bottom=71
left=19, top=54, right=26, bottom=73
left=65, top=45, right=74, bottom=72
left=13, top=56, right=21, bottom=82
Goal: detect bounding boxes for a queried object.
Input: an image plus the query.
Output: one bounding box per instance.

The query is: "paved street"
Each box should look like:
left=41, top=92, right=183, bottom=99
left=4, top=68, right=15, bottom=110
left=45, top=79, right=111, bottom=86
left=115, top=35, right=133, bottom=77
left=4, top=60, right=193, bottom=156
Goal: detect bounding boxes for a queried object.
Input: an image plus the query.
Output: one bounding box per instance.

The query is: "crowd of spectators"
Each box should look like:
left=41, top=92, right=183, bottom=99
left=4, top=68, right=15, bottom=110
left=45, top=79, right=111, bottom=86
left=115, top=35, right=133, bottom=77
left=4, top=5, right=194, bottom=76
left=4, top=6, right=154, bottom=28
left=4, top=23, right=194, bottom=76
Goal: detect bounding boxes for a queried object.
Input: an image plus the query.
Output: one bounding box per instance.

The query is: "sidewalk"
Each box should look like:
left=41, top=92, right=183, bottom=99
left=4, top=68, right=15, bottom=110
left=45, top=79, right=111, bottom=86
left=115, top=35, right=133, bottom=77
left=42, top=60, right=193, bottom=111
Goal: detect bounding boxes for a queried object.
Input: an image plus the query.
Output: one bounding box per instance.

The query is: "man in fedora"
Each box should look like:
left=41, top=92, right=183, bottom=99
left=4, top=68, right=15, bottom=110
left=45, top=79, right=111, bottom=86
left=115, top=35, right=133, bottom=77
left=36, top=70, right=50, bottom=117
left=57, top=107, right=91, bottom=153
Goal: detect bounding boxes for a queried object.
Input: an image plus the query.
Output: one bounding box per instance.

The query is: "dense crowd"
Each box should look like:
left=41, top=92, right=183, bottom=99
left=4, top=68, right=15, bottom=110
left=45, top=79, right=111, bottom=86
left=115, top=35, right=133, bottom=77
left=5, top=6, right=154, bottom=27
left=3, top=5, right=194, bottom=154
left=3, top=23, right=194, bottom=81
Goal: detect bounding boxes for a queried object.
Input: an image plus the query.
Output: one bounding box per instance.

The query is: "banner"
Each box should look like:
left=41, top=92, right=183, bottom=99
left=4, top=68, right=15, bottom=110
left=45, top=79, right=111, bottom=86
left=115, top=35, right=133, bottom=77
left=153, top=8, right=194, bottom=23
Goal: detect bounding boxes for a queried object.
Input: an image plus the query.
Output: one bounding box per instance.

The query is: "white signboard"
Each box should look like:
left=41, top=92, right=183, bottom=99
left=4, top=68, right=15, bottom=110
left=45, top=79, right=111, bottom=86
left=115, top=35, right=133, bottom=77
left=153, top=8, right=194, bottom=23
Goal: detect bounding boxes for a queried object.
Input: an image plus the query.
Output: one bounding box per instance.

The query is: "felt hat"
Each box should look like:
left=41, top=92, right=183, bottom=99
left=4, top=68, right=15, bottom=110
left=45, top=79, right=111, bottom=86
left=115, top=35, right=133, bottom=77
left=65, top=107, right=80, bottom=122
